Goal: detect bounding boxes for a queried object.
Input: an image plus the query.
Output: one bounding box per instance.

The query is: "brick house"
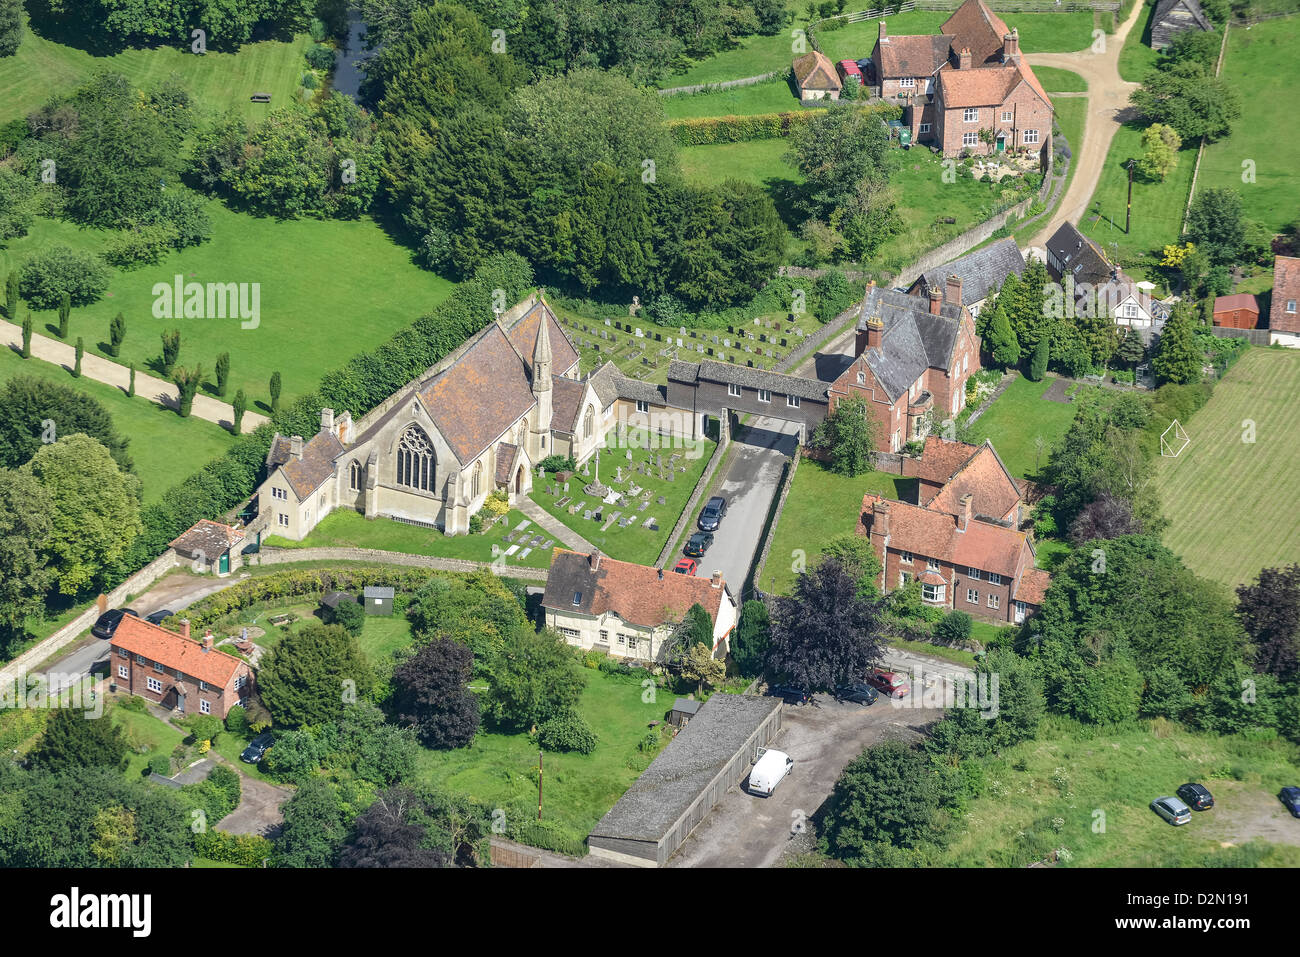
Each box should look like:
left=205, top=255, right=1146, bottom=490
left=1269, top=256, right=1300, bottom=347
left=110, top=616, right=253, bottom=719
left=1212, top=293, right=1260, bottom=330
left=541, top=549, right=739, bottom=662
left=827, top=280, right=980, bottom=452
left=793, top=50, right=841, bottom=101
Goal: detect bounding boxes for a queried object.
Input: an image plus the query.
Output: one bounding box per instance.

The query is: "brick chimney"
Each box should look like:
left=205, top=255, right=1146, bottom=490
left=202, top=631, right=214, bottom=652
left=959, top=47, right=972, bottom=70
left=711, top=570, right=723, bottom=589
left=865, top=309, right=884, bottom=349
left=945, top=274, right=964, bottom=308
left=879, top=20, right=888, bottom=43
left=1003, top=29, right=1019, bottom=63
left=289, top=435, right=304, bottom=460
left=179, top=619, right=191, bottom=640
left=929, top=287, right=944, bottom=315
left=958, top=493, right=973, bottom=532
left=320, top=408, right=334, bottom=434
left=590, top=550, right=601, bottom=572
left=869, top=499, right=890, bottom=545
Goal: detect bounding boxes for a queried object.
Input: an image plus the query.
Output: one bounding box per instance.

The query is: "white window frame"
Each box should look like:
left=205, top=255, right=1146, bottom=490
left=857, top=371, right=866, bottom=384
left=200, top=699, right=211, bottom=715
left=118, top=665, right=128, bottom=680
left=966, top=588, right=979, bottom=604
left=1287, top=300, right=1297, bottom=314
left=146, top=676, right=162, bottom=694
left=787, top=395, right=801, bottom=408
left=278, top=513, right=289, bottom=527
left=758, top=389, right=771, bottom=403
left=922, top=583, right=945, bottom=604
left=962, top=131, right=978, bottom=147
left=1001, top=110, right=1012, bottom=123
left=987, top=594, right=1000, bottom=609
left=988, top=572, right=1002, bottom=585
left=900, top=551, right=914, bottom=564
left=1023, top=129, right=1039, bottom=144
left=635, top=399, right=649, bottom=414
left=234, top=675, right=247, bottom=691
left=926, top=558, right=940, bottom=573
left=728, top=383, right=742, bottom=398
left=899, top=77, right=916, bottom=89
left=967, top=567, right=982, bottom=580
left=918, top=122, right=931, bottom=134
left=963, top=108, right=978, bottom=123
left=1014, top=600, right=1027, bottom=623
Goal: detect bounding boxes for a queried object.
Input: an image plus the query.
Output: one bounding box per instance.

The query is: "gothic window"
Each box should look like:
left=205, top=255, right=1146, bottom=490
left=349, top=460, right=362, bottom=492
left=472, top=461, right=482, bottom=498
left=396, top=426, right=435, bottom=492
left=583, top=406, right=594, bottom=439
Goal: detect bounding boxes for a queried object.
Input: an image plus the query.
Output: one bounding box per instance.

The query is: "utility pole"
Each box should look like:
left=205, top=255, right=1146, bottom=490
left=1125, top=159, right=1135, bottom=235
left=537, top=749, right=544, bottom=820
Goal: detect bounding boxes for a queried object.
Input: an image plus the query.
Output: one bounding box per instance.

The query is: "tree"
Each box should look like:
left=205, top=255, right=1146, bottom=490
left=0, top=469, right=53, bottom=656
left=821, top=532, right=882, bottom=595
left=679, top=642, right=725, bottom=696
left=684, top=601, right=714, bottom=651
left=537, top=706, right=599, bottom=753
left=1236, top=565, right=1300, bottom=682
left=276, top=778, right=347, bottom=868
left=1183, top=187, right=1246, bottom=265
left=20, top=433, right=142, bottom=596
left=331, top=597, right=365, bottom=635
left=810, top=395, right=878, bottom=476
left=18, top=245, right=110, bottom=309
left=128, top=363, right=135, bottom=398
left=0, top=0, right=23, bottom=57
left=339, top=788, right=450, bottom=868
left=986, top=306, right=1020, bottom=367
left=731, top=599, right=771, bottom=678
left=1152, top=301, right=1201, bottom=384
left=214, top=352, right=230, bottom=397
left=1028, top=336, right=1049, bottom=381
left=186, top=714, right=222, bottom=747
left=1131, top=60, right=1240, bottom=141
left=269, top=371, right=282, bottom=413
left=978, top=647, right=1045, bottom=748
left=933, top=610, right=972, bottom=645
left=108, top=312, right=126, bottom=357
left=172, top=365, right=203, bottom=418
left=4, top=269, right=17, bottom=318
left=73, top=337, right=83, bottom=378
left=1066, top=491, right=1141, bottom=544
left=57, top=292, right=70, bottom=339
left=160, top=329, right=181, bottom=375
left=786, top=105, right=891, bottom=222
left=766, top=555, right=888, bottom=689
left=1115, top=327, right=1146, bottom=367
left=391, top=637, right=481, bottom=749
left=1137, top=122, right=1181, bottom=181
left=231, top=389, right=246, bottom=434
left=486, top=628, right=585, bottom=730
left=20, top=312, right=30, bottom=358
left=28, top=706, right=128, bottom=773
left=258, top=622, right=374, bottom=728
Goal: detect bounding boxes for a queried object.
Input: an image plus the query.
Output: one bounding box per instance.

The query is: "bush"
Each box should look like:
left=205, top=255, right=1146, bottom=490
left=18, top=245, right=110, bottom=308
left=147, top=752, right=171, bottom=776
left=193, top=830, right=274, bottom=867
left=537, top=454, right=576, bottom=473
left=116, top=694, right=147, bottom=712
left=331, top=597, right=366, bottom=635
left=467, top=512, right=484, bottom=534
left=305, top=43, right=336, bottom=71
left=482, top=489, right=510, bottom=518
left=665, top=102, right=899, bottom=146
left=536, top=706, right=598, bottom=754
left=224, top=704, right=250, bottom=737
left=934, top=611, right=973, bottom=645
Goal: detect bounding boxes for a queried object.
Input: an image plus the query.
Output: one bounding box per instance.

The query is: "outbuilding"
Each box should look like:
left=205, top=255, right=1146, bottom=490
left=669, top=697, right=703, bottom=728
left=362, top=585, right=394, bottom=616
left=169, top=519, right=246, bottom=576
left=1212, top=293, right=1260, bottom=330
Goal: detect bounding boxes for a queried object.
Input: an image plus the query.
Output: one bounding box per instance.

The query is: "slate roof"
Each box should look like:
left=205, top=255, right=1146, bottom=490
left=550, top=375, right=585, bottom=434
left=495, top=442, right=520, bottom=485
left=876, top=34, right=951, bottom=79
left=914, top=238, right=1026, bottom=307
left=928, top=441, right=1022, bottom=522
left=1270, top=256, right=1300, bottom=334
left=667, top=360, right=701, bottom=383
left=111, top=617, right=245, bottom=689
left=542, top=549, right=730, bottom=629
left=587, top=361, right=622, bottom=409
left=505, top=299, right=579, bottom=377
left=939, top=57, right=1049, bottom=108
left=941, top=0, right=1013, bottom=67
left=363, top=586, right=395, bottom=599
left=672, top=697, right=703, bottom=716
left=694, top=359, right=830, bottom=401
left=1154, top=0, right=1211, bottom=31
left=793, top=50, right=841, bottom=91
left=614, top=374, right=669, bottom=405
left=856, top=286, right=965, bottom=403
left=588, top=694, right=781, bottom=844
left=861, top=493, right=1031, bottom=578
left=1046, top=222, right=1114, bottom=287
left=266, top=434, right=292, bottom=469
left=280, top=431, right=345, bottom=499
left=169, top=519, right=245, bottom=558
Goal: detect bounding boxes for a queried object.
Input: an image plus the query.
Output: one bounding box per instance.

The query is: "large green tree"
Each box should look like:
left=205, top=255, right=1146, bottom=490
left=811, top=395, right=878, bottom=476
left=1131, top=60, right=1240, bottom=142
left=276, top=777, right=348, bottom=868
left=1183, top=187, right=1246, bottom=265
left=0, top=375, right=132, bottom=471
left=0, top=0, right=23, bottom=57
left=1152, top=301, right=1202, bottom=385
left=486, top=628, right=585, bottom=730
left=257, top=622, right=375, bottom=728
left=0, top=469, right=53, bottom=655
left=28, top=707, right=129, bottom=773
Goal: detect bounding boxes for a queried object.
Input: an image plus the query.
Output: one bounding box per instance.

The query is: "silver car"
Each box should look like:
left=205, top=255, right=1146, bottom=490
left=1150, top=796, right=1192, bottom=825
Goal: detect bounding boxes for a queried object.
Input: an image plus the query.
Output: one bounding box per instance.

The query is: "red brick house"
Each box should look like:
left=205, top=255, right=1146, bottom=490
left=828, top=280, right=980, bottom=452
left=1269, top=255, right=1300, bottom=348
left=1212, top=293, right=1260, bottom=330
left=110, top=616, right=252, bottom=719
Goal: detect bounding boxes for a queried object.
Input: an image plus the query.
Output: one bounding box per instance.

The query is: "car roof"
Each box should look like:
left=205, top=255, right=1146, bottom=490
left=705, top=496, right=724, bottom=506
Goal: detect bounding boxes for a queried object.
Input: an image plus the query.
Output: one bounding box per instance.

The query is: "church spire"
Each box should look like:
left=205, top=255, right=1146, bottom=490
left=532, top=310, right=553, bottom=393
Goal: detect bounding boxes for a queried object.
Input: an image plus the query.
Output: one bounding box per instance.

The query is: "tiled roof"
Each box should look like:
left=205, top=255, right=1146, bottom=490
left=1046, top=222, right=1113, bottom=287
left=169, top=519, right=245, bottom=558
left=876, top=34, right=951, bottom=78
left=494, top=442, right=519, bottom=485
left=941, top=0, right=1013, bottom=66
left=856, top=286, right=965, bottom=403
left=861, top=493, right=1030, bottom=578
left=939, top=58, right=1048, bottom=108
left=505, top=299, right=579, bottom=377
left=266, top=434, right=292, bottom=469
left=281, top=431, right=345, bottom=499
left=587, top=361, right=622, bottom=409
left=914, top=436, right=981, bottom=485
left=1271, top=256, right=1300, bottom=334
left=915, top=238, right=1026, bottom=307
left=695, top=359, right=829, bottom=401
left=550, top=376, right=585, bottom=434
left=667, top=360, right=701, bottom=383
left=615, top=374, right=669, bottom=405
left=1154, top=0, right=1211, bottom=31
left=111, top=617, right=244, bottom=689
left=1213, top=294, right=1259, bottom=314
left=542, top=549, right=729, bottom=629
left=928, top=441, right=1022, bottom=522
left=793, top=50, right=841, bottom=90
left=1014, top=566, right=1051, bottom=605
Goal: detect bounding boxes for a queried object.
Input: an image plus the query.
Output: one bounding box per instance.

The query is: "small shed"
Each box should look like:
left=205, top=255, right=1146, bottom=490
left=1213, top=293, right=1260, bottom=329
left=792, top=50, right=841, bottom=102
left=320, top=591, right=354, bottom=612
left=362, top=586, right=394, bottom=616
left=669, top=697, right=703, bottom=728
left=169, top=519, right=246, bottom=576
left=1150, top=0, right=1211, bottom=50
left=836, top=59, right=862, bottom=87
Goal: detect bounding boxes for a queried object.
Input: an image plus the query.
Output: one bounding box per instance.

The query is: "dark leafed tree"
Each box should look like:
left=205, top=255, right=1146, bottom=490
left=1066, top=491, right=1142, bottom=545
left=108, top=312, right=126, bottom=357
left=214, top=351, right=230, bottom=397
left=231, top=388, right=246, bottom=434
left=339, top=788, right=450, bottom=868
left=160, top=329, right=181, bottom=375
left=258, top=622, right=374, bottom=728
left=269, top=370, right=282, bottom=413
left=0, top=0, right=23, bottom=57
left=1236, top=565, right=1300, bottom=682
left=0, top=469, right=53, bottom=656
left=0, top=374, right=132, bottom=471
left=172, top=365, right=203, bottom=418
left=28, top=706, right=128, bottom=773
left=766, top=555, right=888, bottom=689
left=391, top=637, right=480, bottom=749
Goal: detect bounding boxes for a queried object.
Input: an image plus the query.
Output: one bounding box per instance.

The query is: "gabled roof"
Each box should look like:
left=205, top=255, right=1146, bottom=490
left=855, top=286, right=966, bottom=403
left=111, top=617, right=244, bottom=689
left=494, top=442, right=520, bottom=485
left=1046, top=222, right=1113, bottom=287
left=928, top=441, right=1022, bottom=522
left=875, top=34, right=951, bottom=79
left=793, top=50, right=841, bottom=91
left=280, top=431, right=345, bottom=499
left=861, top=493, right=1030, bottom=578
left=1014, top=566, right=1051, bottom=605
left=587, top=361, right=622, bottom=409
left=550, top=375, right=586, bottom=434
left=169, top=519, right=245, bottom=557
left=542, top=549, right=730, bottom=630
left=1213, top=294, right=1259, bottom=314
left=1270, top=256, right=1300, bottom=334
left=695, top=359, right=830, bottom=401
left=1154, top=0, right=1211, bottom=31
left=914, top=436, right=981, bottom=485
left=941, top=0, right=1013, bottom=66
left=505, top=299, right=579, bottom=377
left=915, top=238, right=1027, bottom=307
left=939, top=57, right=1049, bottom=108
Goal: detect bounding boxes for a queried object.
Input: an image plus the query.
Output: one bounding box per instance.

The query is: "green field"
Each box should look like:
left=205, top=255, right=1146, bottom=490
left=1118, top=0, right=1161, bottom=82
left=1155, top=349, right=1300, bottom=589
left=1081, top=120, right=1197, bottom=264
left=1198, top=18, right=1300, bottom=231
left=0, top=201, right=455, bottom=411
left=264, top=507, right=566, bottom=571
left=815, top=11, right=1095, bottom=64
left=679, top=137, right=802, bottom=191
left=0, top=342, right=234, bottom=502
left=662, top=77, right=806, bottom=119
left=758, top=458, right=917, bottom=596
left=0, top=28, right=312, bottom=125
left=1034, top=66, right=1088, bottom=93
left=965, top=373, right=1080, bottom=481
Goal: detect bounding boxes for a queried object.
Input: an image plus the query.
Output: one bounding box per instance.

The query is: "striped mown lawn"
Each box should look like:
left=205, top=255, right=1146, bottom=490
left=1155, top=349, right=1300, bottom=589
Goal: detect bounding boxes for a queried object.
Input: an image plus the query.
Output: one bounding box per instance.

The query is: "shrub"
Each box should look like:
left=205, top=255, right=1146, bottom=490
left=193, top=830, right=274, bottom=867
left=147, top=752, right=171, bottom=776
left=934, top=610, right=973, bottom=645
left=537, top=454, right=576, bottom=473
left=305, top=43, right=335, bottom=71
left=224, top=704, right=249, bottom=736
left=482, top=489, right=509, bottom=518
left=103, top=223, right=180, bottom=269
left=18, top=245, right=110, bottom=308
left=116, top=694, right=147, bottom=712
left=467, top=512, right=484, bottom=534
left=331, top=597, right=366, bottom=635
left=536, top=706, right=598, bottom=754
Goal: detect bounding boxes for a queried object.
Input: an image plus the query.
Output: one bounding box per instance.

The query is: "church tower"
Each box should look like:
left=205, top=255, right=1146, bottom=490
left=530, top=311, right=553, bottom=459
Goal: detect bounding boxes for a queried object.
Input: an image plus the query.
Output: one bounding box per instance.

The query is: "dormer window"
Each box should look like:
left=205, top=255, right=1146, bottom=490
left=572, top=591, right=582, bottom=605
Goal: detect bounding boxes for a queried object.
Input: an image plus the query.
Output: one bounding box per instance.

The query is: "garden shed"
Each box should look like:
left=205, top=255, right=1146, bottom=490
left=362, top=585, right=394, bottom=616
left=320, top=591, right=354, bottom=613
left=669, top=697, right=703, bottom=728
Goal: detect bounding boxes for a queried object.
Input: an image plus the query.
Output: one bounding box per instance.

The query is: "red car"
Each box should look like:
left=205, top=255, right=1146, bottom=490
left=866, top=668, right=910, bottom=698
left=673, top=557, right=698, bottom=576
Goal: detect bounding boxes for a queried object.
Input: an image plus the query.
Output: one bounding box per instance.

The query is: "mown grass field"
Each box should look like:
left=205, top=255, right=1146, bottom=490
left=815, top=11, right=1095, bottom=63
left=938, top=715, right=1300, bottom=867
left=1198, top=17, right=1300, bottom=232
left=1034, top=65, right=1088, bottom=93
left=1155, top=349, right=1300, bottom=589
left=661, top=77, right=806, bottom=119
left=0, top=342, right=235, bottom=502
left=965, top=373, right=1080, bottom=482
left=0, top=201, right=456, bottom=411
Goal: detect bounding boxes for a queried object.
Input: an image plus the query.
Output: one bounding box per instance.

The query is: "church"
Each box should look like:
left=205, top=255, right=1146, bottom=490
left=257, top=293, right=618, bottom=539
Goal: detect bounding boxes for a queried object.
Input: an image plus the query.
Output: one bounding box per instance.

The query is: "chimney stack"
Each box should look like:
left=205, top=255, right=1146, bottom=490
left=202, top=631, right=214, bottom=652
left=711, top=570, right=723, bottom=588
left=945, top=274, right=964, bottom=308
left=929, top=287, right=943, bottom=315
left=879, top=20, right=888, bottom=43
left=958, top=493, right=973, bottom=532
left=870, top=499, right=890, bottom=543
left=865, top=308, right=884, bottom=349
left=1002, top=30, right=1020, bottom=63
left=289, top=435, right=304, bottom=460
left=320, top=408, right=334, bottom=434
left=658, top=568, right=664, bottom=580
left=590, top=550, right=601, bottom=572
left=180, top=619, right=191, bottom=641
left=959, top=47, right=972, bottom=70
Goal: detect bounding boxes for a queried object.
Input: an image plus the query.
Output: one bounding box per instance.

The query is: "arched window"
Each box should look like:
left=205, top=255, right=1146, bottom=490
left=348, top=460, right=362, bottom=492
left=396, top=426, right=434, bottom=492
left=583, top=406, right=594, bottom=439
left=471, top=461, right=482, bottom=499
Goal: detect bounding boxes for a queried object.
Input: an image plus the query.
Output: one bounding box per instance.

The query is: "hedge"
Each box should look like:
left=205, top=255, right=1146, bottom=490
left=666, top=102, right=900, bottom=146
left=509, top=819, right=588, bottom=857
left=193, top=830, right=274, bottom=867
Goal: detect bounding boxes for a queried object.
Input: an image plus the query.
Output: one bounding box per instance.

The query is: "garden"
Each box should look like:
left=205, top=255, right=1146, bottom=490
left=963, top=372, right=1083, bottom=482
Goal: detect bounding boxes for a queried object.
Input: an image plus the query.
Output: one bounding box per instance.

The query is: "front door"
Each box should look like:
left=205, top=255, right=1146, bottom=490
left=515, top=466, right=524, bottom=494
left=219, top=552, right=230, bottom=574
left=996, top=135, right=1005, bottom=153
left=175, top=692, right=186, bottom=714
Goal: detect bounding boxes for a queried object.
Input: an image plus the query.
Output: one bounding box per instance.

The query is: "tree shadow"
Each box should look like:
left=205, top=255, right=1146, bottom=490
left=25, top=0, right=131, bottom=55
left=765, top=177, right=806, bottom=232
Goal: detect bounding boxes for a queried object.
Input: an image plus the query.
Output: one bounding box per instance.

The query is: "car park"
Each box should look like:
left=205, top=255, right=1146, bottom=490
left=673, top=557, right=698, bottom=576
left=144, top=609, right=175, bottom=626
left=1280, top=787, right=1300, bottom=818
left=697, top=496, right=727, bottom=532
left=768, top=684, right=812, bottom=705
left=866, top=668, right=910, bottom=699
left=91, top=608, right=139, bottom=639
left=1176, top=782, right=1214, bottom=811
left=834, top=683, right=880, bottom=705
left=746, top=748, right=794, bottom=797
left=240, top=732, right=274, bottom=764
left=1150, top=796, right=1192, bottom=825
left=683, top=531, right=713, bottom=558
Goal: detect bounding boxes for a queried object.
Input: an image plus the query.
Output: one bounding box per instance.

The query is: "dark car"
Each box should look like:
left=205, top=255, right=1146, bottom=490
left=240, top=733, right=274, bottom=764
left=769, top=684, right=812, bottom=705
left=91, top=607, right=139, bottom=639
left=145, top=609, right=175, bottom=626
left=697, top=496, right=727, bottom=532
left=1280, top=787, right=1300, bottom=818
left=1176, top=782, right=1214, bottom=811
left=834, top=682, right=880, bottom=706
left=684, top=531, right=713, bottom=558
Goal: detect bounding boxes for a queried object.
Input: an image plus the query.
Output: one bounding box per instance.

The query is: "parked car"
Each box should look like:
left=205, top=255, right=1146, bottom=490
left=768, top=683, right=811, bottom=705
left=1279, top=787, right=1300, bottom=818
left=240, top=732, right=274, bottom=764
left=834, top=682, right=880, bottom=705
left=144, top=609, right=175, bottom=626
left=697, top=496, right=727, bottom=532
left=673, top=557, right=698, bottom=576
left=866, top=668, right=910, bottom=698
left=683, top=531, right=713, bottom=558
left=747, top=748, right=793, bottom=797
left=91, top=608, right=139, bottom=640
left=1176, top=782, right=1214, bottom=811
left=1150, top=796, right=1192, bottom=826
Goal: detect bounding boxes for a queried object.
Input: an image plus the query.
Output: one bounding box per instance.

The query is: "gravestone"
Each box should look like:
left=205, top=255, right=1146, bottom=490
left=635, top=328, right=643, bottom=338
left=676, top=338, right=683, bottom=347
left=605, top=319, right=611, bottom=326
left=657, top=495, right=666, bottom=505
left=722, top=338, right=730, bottom=347
left=583, top=509, right=593, bottom=521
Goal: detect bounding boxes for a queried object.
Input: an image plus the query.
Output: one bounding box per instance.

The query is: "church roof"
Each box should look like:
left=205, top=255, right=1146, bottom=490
left=551, top=375, right=586, bottom=434
left=506, top=299, right=578, bottom=377
left=280, top=431, right=345, bottom=499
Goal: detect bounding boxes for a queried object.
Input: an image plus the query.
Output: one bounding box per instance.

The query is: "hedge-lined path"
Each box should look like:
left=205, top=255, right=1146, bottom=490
left=0, top=317, right=268, bottom=434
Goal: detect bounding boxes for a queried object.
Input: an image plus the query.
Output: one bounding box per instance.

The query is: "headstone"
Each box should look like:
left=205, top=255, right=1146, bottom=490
left=564, top=482, right=570, bottom=492
left=697, top=344, right=704, bottom=353
left=605, top=319, right=611, bottom=326
left=707, top=347, right=713, bottom=356
left=676, top=338, right=683, bottom=348
left=680, top=327, right=686, bottom=335
left=657, top=495, right=666, bottom=505
left=635, top=328, right=644, bottom=338
left=721, top=338, right=729, bottom=347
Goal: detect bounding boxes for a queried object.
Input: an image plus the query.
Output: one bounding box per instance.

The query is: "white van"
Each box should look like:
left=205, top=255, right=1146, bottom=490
left=747, top=747, right=793, bottom=797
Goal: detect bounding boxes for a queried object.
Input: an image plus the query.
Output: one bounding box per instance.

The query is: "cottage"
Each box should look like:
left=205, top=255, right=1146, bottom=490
left=908, top=238, right=1026, bottom=318
left=1045, top=222, right=1112, bottom=288
left=1269, top=256, right=1300, bottom=348
left=110, top=617, right=252, bottom=719
left=169, top=519, right=246, bottom=576
left=793, top=50, right=841, bottom=101
left=1150, top=0, right=1211, bottom=50
left=1212, top=293, right=1260, bottom=330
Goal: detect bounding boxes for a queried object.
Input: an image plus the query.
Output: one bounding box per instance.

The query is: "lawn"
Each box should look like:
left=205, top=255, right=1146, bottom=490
left=1016, top=95, right=1087, bottom=246
left=264, top=507, right=565, bottom=572
left=964, top=373, right=1080, bottom=482
left=1155, top=349, right=1300, bottom=589
left=1117, top=0, right=1162, bottom=83
left=415, top=668, right=673, bottom=850
left=0, top=200, right=456, bottom=410
left=0, top=344, right=234, bottom=502
left=937, top=714, right=1300, bottom=867
left=1080, top=119, right=1197, bottom=264
left=662, top=76, right=807, bottom=119
left=112, top=702, right=186, bottom=781
left=1033, top=66, right=1088, bottom=93
left=1198, top=17, right=1300, bottom=232
left=679, top=137, right=802, bottom=192
left=0, top=27, right=313, bottom=125
left=815, top=11, right=1095, bottom=64
left=529, top=433, right=717, bottom=566
left=758, top=457, right=918, bottom=596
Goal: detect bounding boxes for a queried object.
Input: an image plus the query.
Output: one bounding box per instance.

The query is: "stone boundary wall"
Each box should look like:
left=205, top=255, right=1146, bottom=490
left=658, top=71, right=782, bottom=96
left=250, top=546, right=549, bottom=582
left=654, top=435, right=731, bottom=569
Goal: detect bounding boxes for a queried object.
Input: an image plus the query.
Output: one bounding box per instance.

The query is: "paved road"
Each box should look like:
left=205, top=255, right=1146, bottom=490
left=686, top=416, right=800, bottom=601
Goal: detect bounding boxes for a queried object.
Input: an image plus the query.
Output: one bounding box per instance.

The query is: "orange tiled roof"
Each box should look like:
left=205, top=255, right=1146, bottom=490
left=1269, top=256, right=1300, bottom=334
left=542, top=549, right=729, bottom=629
left=111, top=616, right=244, bottom=689
left=940, top=58, right=1048, bottom=109
left=280, top=431, right=345, bottom=499
left=1014, top=566, right=1051, bottom=606
left=928, top=441, right=1022, bottom=522
left=506, top=299, right=579, bottom=377
left=861, top=493, right=1029, bottom=578
left=941, top=0, right=1013, bottom=66
left=914, top=436, right=980, bottom=484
